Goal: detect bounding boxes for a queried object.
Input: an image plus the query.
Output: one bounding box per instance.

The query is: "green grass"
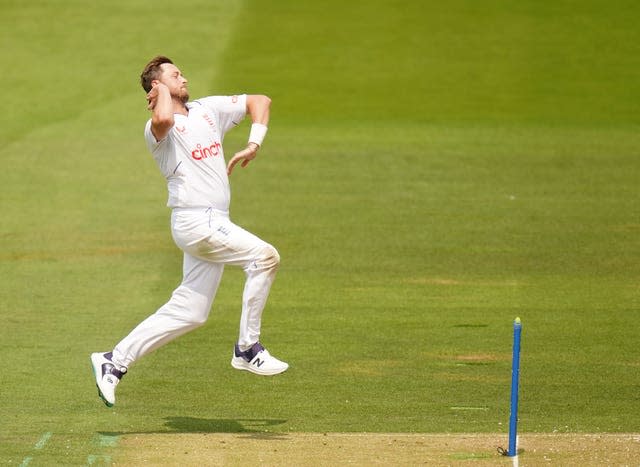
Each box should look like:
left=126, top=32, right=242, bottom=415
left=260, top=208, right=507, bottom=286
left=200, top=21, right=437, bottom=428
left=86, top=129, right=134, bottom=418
left=1, top=0, right=639, bottom=464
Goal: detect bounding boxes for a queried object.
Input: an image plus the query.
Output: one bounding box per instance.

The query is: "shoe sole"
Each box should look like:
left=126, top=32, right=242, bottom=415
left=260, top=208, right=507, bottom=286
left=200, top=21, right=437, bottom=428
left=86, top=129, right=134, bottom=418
left=90, top=354, right=114, bottom=408
left=231, top=358, right=288, bottom=376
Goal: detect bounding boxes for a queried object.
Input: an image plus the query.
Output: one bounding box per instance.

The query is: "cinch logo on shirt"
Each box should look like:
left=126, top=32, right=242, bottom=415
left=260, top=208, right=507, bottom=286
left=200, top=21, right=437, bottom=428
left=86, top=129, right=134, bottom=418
left=192, top=142, right=222, bottom=160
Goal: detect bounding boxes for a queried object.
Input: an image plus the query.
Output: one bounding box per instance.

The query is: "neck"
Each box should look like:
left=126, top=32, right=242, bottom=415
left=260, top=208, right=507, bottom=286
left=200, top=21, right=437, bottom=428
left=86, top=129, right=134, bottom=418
left=171, top=96, right=189, bottom=115
left=173, top=98, right=188, bottom=116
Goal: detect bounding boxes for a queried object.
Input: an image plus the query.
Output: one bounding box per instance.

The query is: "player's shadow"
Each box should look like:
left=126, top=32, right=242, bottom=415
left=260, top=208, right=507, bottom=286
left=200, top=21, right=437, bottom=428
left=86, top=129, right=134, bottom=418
left=163, top=416, right=287, bottom=434
left=100, top=416, right=287, bottom=437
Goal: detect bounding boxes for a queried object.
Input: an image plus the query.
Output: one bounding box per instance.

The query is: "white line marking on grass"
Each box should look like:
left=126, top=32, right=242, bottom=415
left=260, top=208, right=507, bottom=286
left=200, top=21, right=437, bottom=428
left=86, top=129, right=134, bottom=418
left=86, top=433, right=119, bottom=465
left=98, top=433, right=119, bottom=447
left=450, top=406, right=489, bottom=411
left=34, top=431, right=52, bottom=449
left=86, top=454, right=112, bottom=465
left=20, top=432, right=53, bottom=466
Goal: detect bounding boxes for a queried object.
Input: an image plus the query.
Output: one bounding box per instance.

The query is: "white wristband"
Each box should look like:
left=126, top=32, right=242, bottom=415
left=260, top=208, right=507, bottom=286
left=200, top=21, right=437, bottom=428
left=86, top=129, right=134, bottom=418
left=248, top=123, right=268, bottom=147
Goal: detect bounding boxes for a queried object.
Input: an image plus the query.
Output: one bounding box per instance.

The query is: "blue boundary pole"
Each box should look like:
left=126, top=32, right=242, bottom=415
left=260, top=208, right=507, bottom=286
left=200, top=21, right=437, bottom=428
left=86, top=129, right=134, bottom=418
left=508, top=317, right=522, bottom=456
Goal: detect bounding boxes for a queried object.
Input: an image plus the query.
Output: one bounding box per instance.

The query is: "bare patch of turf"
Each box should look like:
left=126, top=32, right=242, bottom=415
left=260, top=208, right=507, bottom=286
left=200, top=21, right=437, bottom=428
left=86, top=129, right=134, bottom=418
left=114, top=433, right=640, bottom=466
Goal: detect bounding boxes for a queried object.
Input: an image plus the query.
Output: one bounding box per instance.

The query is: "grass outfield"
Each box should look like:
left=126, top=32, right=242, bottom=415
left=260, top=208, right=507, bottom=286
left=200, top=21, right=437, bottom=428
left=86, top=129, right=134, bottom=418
left=1, top=0, right=639, bottom=464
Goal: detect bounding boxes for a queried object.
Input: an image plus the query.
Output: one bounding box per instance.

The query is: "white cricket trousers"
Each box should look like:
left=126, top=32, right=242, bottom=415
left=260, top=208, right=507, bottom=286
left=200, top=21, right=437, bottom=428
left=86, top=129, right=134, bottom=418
left=112, top=207, right=280, bottom=368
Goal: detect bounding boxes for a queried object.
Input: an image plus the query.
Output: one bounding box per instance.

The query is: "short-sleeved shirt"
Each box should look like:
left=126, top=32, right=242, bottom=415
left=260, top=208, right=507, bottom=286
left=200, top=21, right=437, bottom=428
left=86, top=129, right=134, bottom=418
left=144, top=94, right=247, bottom=210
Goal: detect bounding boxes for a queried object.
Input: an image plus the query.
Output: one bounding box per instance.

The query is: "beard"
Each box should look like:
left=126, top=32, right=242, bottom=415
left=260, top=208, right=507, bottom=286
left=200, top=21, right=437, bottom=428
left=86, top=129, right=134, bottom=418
left=173, top=86, right=189, bottom=104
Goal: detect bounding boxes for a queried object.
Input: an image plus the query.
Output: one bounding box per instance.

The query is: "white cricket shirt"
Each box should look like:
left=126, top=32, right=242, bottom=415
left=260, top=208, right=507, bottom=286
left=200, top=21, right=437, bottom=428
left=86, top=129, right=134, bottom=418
left=144, top=94, right=247, bottom=210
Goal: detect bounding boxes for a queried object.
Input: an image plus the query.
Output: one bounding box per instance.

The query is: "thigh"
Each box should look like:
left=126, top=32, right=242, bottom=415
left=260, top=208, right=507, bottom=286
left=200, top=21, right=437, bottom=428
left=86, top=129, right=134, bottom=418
left=171, top=208, right=273, bottom=267
left=188, top=217, right=272, bottom=267
left=181, top=252, right=224, bottom=299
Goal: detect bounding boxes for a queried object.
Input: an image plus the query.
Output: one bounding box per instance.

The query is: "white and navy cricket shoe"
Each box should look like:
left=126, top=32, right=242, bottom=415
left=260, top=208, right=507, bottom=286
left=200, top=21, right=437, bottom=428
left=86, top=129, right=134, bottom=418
left=90, top=352, right=127, bottom=407
left=231, top=342, right=288, bottom=376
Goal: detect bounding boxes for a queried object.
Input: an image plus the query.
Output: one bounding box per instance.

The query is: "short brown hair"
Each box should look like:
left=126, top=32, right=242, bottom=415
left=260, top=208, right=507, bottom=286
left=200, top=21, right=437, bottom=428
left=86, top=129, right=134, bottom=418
left=140, top=55, right=173, bottom=92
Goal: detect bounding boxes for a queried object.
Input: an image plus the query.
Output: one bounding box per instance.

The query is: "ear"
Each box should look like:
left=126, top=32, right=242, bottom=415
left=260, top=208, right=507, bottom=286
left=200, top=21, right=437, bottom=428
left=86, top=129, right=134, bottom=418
left=151, top=79, right=160, bottom=88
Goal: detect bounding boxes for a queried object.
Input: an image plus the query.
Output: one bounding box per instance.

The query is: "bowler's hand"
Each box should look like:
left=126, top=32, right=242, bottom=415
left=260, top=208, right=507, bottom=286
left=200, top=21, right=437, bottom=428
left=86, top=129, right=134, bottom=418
left=146, top=82, right=168, bottom=110
left=227, top=143, right=259, bottom=175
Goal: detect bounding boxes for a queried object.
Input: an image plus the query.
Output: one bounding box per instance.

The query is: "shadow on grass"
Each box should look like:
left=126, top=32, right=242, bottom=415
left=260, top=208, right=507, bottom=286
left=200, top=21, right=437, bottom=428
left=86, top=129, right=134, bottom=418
left=100, top=416, right=287, bottom=437
left=164, top=416, right=287, bottom=434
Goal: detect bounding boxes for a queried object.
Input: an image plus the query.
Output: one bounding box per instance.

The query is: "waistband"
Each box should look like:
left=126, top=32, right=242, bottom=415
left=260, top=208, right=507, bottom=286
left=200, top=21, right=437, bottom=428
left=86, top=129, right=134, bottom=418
left=172, top=207, right=230, bottom=217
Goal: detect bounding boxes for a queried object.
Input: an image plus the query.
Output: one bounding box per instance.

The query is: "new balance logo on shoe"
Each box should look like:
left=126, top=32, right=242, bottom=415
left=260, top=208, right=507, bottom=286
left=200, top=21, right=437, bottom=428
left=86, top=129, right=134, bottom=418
left=231, top=342, right=288, bottom=376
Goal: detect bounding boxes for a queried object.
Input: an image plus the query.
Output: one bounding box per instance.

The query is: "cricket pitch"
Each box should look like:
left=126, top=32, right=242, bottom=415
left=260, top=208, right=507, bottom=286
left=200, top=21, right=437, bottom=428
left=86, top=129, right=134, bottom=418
left=113, top=432, right=640, bottom=465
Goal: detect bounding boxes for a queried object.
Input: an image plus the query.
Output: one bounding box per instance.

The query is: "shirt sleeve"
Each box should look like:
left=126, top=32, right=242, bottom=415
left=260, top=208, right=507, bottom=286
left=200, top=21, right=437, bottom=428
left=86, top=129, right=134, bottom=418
left=144, top=119, right=173, bottom=177
left=195, top=94, right=247, bottom=135
left=144, top=119, right=159, bottom=150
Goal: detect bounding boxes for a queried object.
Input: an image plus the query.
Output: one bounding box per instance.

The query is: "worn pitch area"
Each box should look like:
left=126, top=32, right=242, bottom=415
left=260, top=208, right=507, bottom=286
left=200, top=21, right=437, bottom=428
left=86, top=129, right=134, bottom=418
left=112, top=432, right=640, bottom=465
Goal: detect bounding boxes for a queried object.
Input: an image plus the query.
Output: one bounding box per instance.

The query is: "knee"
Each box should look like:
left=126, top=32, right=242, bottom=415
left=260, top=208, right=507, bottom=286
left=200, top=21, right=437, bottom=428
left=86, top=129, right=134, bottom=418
left=187, top=309, right=209, bottom=327
left=258, top=245, right=280, bottom=271
left=185, top=293, right=211, bottom=326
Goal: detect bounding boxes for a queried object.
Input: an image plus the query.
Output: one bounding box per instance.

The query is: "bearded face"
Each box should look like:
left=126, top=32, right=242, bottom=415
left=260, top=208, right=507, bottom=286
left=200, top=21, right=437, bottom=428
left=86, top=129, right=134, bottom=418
left=159, top=63, right=189, bottom=103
